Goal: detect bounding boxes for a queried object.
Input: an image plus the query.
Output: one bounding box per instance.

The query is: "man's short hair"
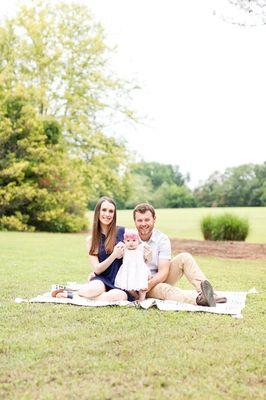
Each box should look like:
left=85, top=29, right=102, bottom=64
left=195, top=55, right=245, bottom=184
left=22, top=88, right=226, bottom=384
left=133, top=203, right=156, bottom=220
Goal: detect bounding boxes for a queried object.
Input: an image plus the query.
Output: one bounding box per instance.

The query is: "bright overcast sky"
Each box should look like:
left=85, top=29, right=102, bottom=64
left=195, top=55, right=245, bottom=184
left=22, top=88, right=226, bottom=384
left=1, top=0, right=266, bottom=187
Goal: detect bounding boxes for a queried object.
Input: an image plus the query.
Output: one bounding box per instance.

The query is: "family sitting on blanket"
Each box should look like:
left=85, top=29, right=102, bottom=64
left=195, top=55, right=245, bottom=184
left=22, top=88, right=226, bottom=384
left=52, top=197, right=227, bottom=305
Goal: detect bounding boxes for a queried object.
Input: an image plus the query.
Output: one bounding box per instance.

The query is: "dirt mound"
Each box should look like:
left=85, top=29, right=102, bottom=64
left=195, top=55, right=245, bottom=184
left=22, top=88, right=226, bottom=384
left=170, top=238, right=266, bottom=259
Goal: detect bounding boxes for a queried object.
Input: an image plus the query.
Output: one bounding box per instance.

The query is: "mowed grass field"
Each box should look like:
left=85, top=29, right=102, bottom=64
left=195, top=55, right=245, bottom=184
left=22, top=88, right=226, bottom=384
left=1, top=207, right=266, bottom=399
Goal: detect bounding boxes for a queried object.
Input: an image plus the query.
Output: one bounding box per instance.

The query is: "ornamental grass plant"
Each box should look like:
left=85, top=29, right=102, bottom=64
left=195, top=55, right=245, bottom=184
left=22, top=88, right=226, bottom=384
left=201, top=213, right=249, bottom=241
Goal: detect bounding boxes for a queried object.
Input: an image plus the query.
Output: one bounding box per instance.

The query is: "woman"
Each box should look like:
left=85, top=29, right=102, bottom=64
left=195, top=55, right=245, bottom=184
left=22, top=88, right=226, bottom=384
left=53, top=196, right=134, bottom=301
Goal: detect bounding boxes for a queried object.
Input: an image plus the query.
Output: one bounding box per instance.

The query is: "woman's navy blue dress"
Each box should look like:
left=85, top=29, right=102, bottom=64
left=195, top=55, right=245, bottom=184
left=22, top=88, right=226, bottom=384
left=91, top=226, right=134, bottom=301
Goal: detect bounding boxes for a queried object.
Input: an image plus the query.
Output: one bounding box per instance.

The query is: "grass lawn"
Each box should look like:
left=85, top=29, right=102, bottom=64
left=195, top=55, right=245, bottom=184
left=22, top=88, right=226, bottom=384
left=1, top=232, right=266, bottom=399
left=88, top=207, right=266, bottom=243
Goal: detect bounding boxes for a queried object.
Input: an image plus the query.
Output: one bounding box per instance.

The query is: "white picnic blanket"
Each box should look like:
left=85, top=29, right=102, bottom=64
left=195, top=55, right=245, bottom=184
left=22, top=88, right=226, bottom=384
left=15, top=283, right=258, bottom=318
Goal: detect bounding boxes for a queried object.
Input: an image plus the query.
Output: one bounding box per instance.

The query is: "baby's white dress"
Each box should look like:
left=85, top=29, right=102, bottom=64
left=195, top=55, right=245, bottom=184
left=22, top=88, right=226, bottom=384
left=115, top=243, right=150, bottom=290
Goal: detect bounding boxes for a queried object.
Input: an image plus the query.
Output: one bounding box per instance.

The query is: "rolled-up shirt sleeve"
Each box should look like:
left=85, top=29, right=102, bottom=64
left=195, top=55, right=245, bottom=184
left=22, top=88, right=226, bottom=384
left=158, top=235, right=171, bottom=260
left=144, top=230, right=172, bottom=276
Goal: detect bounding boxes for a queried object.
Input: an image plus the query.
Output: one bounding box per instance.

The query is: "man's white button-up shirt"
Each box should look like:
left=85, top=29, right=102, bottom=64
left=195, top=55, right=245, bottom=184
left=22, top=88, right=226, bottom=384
left=140, top=229, right=171, bottom=276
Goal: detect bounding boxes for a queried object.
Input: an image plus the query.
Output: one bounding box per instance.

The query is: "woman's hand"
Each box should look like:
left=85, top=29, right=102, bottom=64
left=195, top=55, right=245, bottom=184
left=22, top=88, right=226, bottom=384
left=113, top=242, right=125, bottom=259
left=87, top=271, right=96, bottom=282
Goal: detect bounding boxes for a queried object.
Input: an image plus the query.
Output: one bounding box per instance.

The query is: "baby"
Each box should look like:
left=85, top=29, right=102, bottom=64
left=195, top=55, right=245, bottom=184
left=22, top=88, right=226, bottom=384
left=115, top=229, right=151, bottom=301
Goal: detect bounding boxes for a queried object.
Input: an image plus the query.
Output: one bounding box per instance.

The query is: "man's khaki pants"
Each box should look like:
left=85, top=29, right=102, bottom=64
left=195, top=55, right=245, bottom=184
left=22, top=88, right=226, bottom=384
left=146, top=252, right=207, bottom=305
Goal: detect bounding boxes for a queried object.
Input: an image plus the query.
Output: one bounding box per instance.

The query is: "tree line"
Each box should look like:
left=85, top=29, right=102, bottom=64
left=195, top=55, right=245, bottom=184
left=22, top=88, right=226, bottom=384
left=0, top=1, right=265, bottom=232
left=115, top=161, right=266, bottom=210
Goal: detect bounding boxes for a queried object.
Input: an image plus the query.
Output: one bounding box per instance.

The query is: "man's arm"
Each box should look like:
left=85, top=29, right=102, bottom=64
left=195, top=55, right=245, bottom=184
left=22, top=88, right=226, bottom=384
left=147, top=259, right=170, bottom=292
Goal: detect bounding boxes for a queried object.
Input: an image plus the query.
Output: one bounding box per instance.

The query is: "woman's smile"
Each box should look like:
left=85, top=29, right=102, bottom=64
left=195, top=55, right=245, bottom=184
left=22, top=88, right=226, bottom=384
left=99, top=201, right=115, bottom=225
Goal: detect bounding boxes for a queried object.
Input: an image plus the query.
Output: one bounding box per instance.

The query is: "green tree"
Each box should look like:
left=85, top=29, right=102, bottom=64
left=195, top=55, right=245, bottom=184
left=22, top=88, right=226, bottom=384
left=131, top=161, right=187, bottom=190
left=0, top=88, right=88, bottom=232
left=194, top=171, right=226, bottom=207
left=128, top=161, right=194, bottom=209
left=254, top=162, right=266, bottom=205
left=124, top=174, right=154, bottom=209
left=194, top=163, right=266, bottom=207
left=0, top=0, right=134, bottom=205
left=153, top=183, right=196, bottom=208
left=85, top=136, right=132, bottom=210
left=222, top=165, right=259, bottom=206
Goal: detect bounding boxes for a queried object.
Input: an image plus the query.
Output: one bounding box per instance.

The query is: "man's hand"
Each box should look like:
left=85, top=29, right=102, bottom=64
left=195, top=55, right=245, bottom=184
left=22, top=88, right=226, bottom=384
left=143, top=244, right=153, bottom=263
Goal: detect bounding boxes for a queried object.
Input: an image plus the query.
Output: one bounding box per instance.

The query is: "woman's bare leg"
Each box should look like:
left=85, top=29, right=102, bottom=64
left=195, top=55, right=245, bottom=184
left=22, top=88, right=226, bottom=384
left=78, top=280, right=106, bottom=299
left=56, top=283, right=127, bottom=302
left=94, top=288, right=128, bottom=302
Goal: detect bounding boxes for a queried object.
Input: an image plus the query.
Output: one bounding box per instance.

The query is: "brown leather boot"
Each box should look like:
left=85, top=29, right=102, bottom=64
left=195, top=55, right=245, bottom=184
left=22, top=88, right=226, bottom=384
left=196, top=280, right=216, bottom=307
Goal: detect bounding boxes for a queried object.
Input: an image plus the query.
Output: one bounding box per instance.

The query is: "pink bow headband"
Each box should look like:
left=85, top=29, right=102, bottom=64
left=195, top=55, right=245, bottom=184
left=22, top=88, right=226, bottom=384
left=123, top=230, right=139, bottom=240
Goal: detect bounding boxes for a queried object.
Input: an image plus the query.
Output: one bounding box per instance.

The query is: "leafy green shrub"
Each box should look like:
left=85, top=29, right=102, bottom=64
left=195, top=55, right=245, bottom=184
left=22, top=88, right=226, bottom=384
left=35, top=210, right=88, bottom=233
left=0, top=91, right=89, bottom=233
left=0, top=214, right=34, bottom=232
left=200, top=215, right=213, bottom=240
left=201, top=213, right=249, bottom=241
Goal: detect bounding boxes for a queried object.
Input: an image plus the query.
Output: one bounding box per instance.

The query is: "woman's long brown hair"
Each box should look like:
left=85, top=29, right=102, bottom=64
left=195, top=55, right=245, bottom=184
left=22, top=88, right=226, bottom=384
left=89, top=197, right=117, bottom=256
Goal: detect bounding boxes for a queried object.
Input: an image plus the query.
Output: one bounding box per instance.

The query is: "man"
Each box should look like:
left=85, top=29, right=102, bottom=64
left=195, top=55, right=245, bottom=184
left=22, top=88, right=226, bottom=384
left=134, top=203, right=226, bottom=306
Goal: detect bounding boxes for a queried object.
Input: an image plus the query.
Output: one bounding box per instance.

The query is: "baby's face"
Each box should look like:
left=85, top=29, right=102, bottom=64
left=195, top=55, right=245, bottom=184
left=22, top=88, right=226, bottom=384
left=125, top=238, right=139, bottom=250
